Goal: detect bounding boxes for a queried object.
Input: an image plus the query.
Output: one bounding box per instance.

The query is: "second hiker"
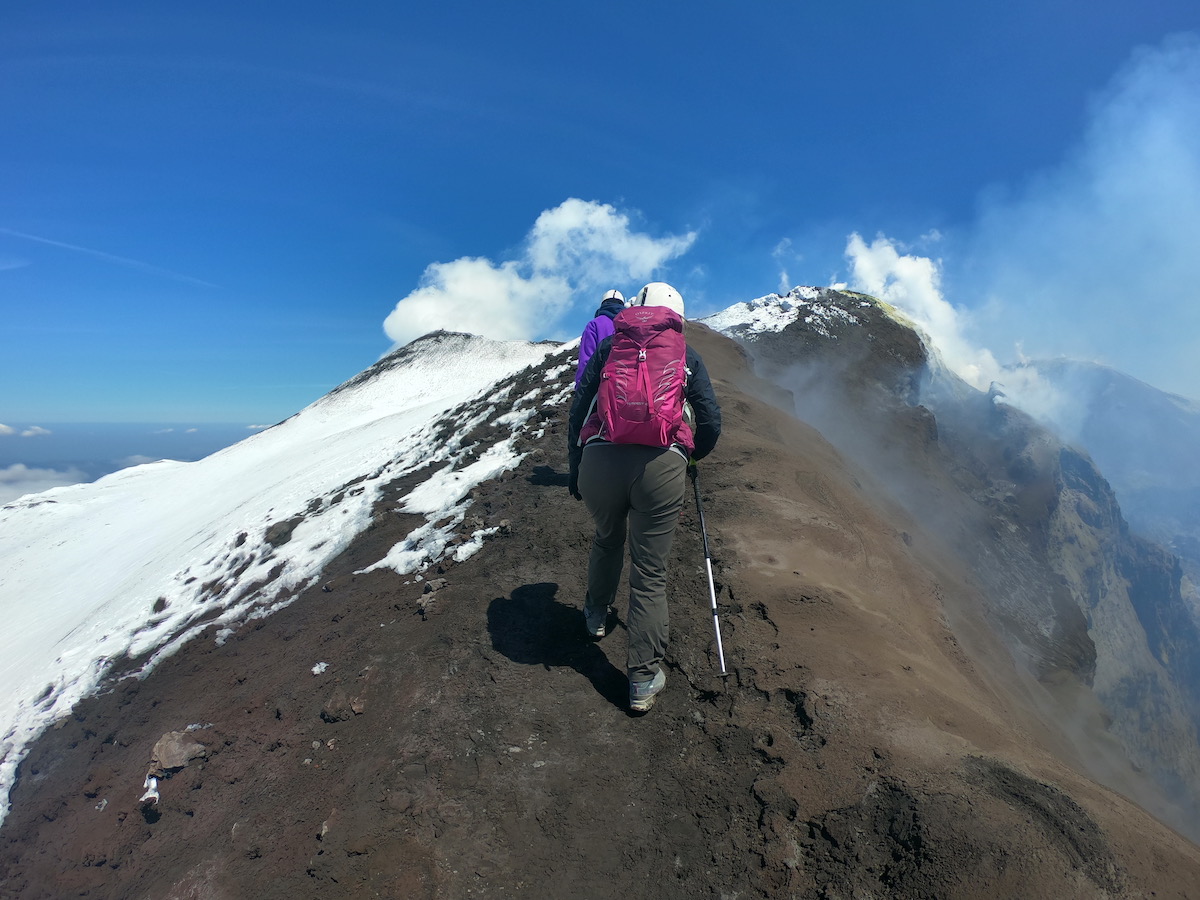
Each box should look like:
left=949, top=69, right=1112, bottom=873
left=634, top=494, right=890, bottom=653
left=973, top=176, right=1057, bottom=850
left=574, top=289, right=626, bottom=387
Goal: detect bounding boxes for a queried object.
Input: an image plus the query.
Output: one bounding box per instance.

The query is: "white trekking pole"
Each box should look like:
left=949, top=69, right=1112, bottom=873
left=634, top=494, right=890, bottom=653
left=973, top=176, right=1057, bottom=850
left=691, top=465, right=728, bottom=676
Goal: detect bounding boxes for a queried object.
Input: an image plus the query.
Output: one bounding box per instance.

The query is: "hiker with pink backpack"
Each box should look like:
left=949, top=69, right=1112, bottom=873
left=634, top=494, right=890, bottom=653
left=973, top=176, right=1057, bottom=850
left=567, top=282, right=722, bottom=713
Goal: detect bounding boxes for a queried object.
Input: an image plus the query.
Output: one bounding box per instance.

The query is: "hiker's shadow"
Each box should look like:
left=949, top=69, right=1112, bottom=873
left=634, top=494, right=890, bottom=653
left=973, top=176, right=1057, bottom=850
left=487, top=583, right=627, bottom=710
left=527, top=465, right=568, bottom=487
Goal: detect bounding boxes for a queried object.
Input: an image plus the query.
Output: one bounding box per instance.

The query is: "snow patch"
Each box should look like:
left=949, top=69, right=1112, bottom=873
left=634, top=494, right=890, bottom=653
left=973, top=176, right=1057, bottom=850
left=700, top=286, right=821, bottom=336
left=139, top=775, right=159, bottom=805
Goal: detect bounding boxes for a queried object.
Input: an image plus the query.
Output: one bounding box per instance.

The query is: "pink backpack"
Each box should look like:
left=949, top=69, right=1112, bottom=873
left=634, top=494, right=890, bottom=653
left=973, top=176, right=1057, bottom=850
left=584, top=305, right=694, bottom=454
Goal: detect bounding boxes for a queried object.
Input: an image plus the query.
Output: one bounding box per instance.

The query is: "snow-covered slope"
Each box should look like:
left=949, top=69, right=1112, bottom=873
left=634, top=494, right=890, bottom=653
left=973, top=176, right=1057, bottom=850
left=0, top=332, right=564, bottom=825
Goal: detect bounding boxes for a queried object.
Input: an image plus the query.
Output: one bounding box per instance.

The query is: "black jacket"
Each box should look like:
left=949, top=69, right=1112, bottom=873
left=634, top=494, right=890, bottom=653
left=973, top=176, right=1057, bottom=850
left=568, top=336, right=722, bottom=475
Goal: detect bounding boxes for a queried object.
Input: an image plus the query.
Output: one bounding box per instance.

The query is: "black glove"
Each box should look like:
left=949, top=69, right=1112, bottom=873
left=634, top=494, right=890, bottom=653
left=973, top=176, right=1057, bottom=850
left=569, top=466, right=582, bottom=501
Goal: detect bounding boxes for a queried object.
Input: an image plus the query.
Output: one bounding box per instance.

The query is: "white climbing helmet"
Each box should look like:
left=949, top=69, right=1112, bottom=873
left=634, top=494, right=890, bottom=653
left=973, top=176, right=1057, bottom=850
left=635, top=282, right=685, bottom=318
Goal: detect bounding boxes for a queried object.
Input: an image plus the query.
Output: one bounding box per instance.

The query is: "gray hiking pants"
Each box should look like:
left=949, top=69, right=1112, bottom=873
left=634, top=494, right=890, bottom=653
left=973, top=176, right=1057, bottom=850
left=578, top=442, right=688, bottom=682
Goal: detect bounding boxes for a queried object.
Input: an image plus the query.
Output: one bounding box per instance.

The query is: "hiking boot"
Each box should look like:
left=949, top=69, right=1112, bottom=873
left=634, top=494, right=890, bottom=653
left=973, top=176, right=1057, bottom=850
left=629, top=668, right=667, bottom=713
left=584, top=604, right=611, bottom=639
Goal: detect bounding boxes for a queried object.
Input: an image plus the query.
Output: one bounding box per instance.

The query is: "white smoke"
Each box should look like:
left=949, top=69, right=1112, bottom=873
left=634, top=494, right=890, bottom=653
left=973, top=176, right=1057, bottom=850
left=963, top=34, right=1200, bottom=401
left=846, top=233, right=1003, bottom=389
left=845, top=234, right=1085, bottom=433
left=773, top=238, right=797, bottom=294
left=841, top=35, right=1200, bottom=427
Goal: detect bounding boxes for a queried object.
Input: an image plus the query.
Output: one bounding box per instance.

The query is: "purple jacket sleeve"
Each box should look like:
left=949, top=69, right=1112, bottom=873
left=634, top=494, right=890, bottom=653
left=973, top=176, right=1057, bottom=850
left=575, top=317, right=615, bottom=385
left=575, top=321, right=601, bottom=385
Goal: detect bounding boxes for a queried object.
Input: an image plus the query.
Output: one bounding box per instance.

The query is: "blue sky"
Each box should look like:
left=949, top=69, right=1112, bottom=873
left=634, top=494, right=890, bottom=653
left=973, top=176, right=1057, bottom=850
left=3, top=1, right=1200, bottom=451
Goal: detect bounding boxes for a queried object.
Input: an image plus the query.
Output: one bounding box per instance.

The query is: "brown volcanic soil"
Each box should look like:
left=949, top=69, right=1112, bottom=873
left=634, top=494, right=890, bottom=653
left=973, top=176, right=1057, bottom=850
left=3, top=325, right=1200, bottom=899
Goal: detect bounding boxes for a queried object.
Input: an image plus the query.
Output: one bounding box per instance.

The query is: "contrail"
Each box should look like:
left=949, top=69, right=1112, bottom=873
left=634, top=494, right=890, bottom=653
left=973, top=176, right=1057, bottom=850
left=0, top=227, right=219, bottom=288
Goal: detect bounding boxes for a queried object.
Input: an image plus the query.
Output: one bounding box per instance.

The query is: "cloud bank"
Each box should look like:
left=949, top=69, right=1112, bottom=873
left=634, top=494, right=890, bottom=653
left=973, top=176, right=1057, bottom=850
left=958, top=34, right=1200, bottom=400
left=0, top=464, right=87, bottom=505
left=383, top=199, right=696, bottom=348
left=118, top=455, right=159, bottom=468
left=0, top=425, right=52, bottom=438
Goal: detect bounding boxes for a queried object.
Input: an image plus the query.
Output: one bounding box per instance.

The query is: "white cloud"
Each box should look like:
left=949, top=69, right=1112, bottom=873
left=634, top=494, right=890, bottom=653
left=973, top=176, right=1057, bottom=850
left=0, top=464, right=87, bottom=504
left=20, top=426, right=51, bottom=438
left=525, top=198, right=696, bottom=283
left=960, top=34, right=1200, bottom=400
left=383, top=199, right=696, bottom=348
left=0, top=257, right=29, bottom=272
left=0, top=424, right=13, bottom=436
left=119, top=455, right=159, bottom=467
left=384, top=258, right=568, bottom=346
